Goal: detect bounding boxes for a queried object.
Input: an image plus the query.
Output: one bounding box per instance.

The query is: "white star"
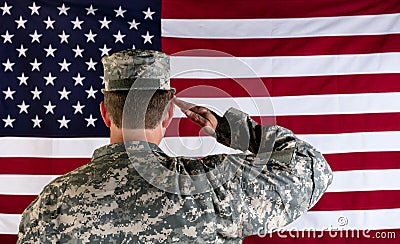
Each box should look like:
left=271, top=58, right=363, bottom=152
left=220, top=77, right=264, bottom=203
left=16, top=44, right=28, bottom=57
left=141, top=31, right=154, bottom=44
left=113, top=30, right=125, bottom=43
left=17, top=101, right=30, bottom=114
left=71, top=16, right=83, bottom=30
left=84, top=29, right=97, bottom=43
left=99, top=16, right=111, bottom=29
left=85, top=58, right=97, bottom=71
left=85, top=114, right=97, bottom=127
left=29, top=30, right=42, bottom=43
left=142, top=7, right=155, bottom=20
left=1, top=30, right=13, bottom=43
left=15, top=16, right=27, bottom=29
left=30, top=58, right=42, bottom=71
left=43, top=16, right=55, bottom=29
left=2, top=115, right=15, bottom=128
left=72, top=101, right=85, bottom=114
left=72, top=73, right=85, bottom=86
left=57, top=3, right=70, bottom=16
left=1, top=2, right=12, bottom=15
left=58, top=30, right=69, bottom=43
left=2, top=30, right=13, bottom=44
left=44, top=72, right=57, bottom=86
left=3, top=87, right=15, bottom=100
left=100, top=76, right=105, bottom=85
left=85, top=86, right=98, bottom=99
left=57, top=116, right=70, bottom=129
left=72, top=45, right=84, bottom=58
left=43, top=101, right=56, bottom=114
left=28, top=2, right=40, bottom=15
left=31, top=86, right=42, bottom=100
left=31, top=115, right=42, bottom=128
left=114, top=6, right=126, bottom=18
left=99, top=44, right=111, bottom=56
left=58, top=59, right=71, bottom=72
left=44, top=44, right=57, bottom=57
left=17, top=73, right=29, bottom=86
left=2, top=58, right=14, bottom=71
left=28, top=2, right=41, bottom=15
left=128, top=19, right=140, bottom=30
left=58, top=87, right=71, bottom=100
left=86, top=4, right=97, bottom=15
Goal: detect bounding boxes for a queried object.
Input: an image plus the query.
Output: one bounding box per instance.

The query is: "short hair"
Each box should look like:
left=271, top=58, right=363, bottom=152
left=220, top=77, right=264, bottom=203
left=103, top=90, right=174, bottom=129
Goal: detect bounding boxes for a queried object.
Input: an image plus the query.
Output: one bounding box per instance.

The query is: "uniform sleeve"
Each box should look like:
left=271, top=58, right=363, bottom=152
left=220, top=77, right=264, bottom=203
left=214, top=107, right=333, bottom=237
left=17, top=180, right=64, bottom=243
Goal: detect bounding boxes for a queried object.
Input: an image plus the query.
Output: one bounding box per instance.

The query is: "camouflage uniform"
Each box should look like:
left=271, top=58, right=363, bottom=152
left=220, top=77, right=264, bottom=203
left=17, top=107, right=333, bottom=243
left=102, top=49, right=174, bottom=92
left=17, top=49, right=333, bottom=243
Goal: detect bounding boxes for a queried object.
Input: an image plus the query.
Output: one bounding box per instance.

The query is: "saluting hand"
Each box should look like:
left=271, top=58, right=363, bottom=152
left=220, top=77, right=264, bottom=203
left=172, top=97, right=218, bottom=137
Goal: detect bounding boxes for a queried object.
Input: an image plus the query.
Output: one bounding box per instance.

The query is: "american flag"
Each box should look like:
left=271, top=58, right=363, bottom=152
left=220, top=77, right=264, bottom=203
left=1, top=0, right=400, bottom=243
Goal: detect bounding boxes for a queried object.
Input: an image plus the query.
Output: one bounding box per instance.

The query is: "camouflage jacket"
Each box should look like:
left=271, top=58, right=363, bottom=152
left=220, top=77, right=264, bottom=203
left=18, top=108, right=333, bottom=243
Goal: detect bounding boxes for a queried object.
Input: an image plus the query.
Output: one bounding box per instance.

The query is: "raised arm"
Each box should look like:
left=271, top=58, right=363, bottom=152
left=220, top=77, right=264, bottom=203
left=174, top=98, right=333, bottom=237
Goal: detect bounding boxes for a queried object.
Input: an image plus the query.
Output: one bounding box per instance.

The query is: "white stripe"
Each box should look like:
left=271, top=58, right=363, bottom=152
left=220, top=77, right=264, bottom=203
left=1, top=208, right=400, bottom=235
left=299, top=131, right=400, bottom=154
left=0, top=175, right=59, bottom=195
left=170, top=53, right=400, bottom=78
left=271, top=92, right=400, bottom=116
left=1, top=169, right=400, bottom=196
left=1, top=131, right=400, bottom=158
left=162, top=13, right=400, bottom=38
left=328, top=169, right=400, bottom=193
left=0, top=214, right=20, bottom=235
left=284, top=208, right=400, bottom=231
left=173, top=93, right=400, bottom=116
left=161, top=132, right=400, bottom=155
left=0, top=137, right=108, bottom=158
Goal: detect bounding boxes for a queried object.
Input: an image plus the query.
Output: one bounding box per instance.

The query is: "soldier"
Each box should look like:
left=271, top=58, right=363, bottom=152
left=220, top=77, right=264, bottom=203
left=17, top=49, right=333, bottom=243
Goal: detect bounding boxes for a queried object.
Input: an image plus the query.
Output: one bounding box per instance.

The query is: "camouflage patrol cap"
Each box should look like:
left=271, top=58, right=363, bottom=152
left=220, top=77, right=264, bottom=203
left=101, top=49, right=174, bottom=92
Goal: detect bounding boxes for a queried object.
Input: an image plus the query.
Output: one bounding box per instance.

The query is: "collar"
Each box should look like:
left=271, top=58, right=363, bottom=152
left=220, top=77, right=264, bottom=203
left=92, top=140, right=164, bottom=161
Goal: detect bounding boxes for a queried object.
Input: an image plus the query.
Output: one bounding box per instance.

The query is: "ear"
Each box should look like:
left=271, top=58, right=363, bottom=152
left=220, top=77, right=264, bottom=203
left=161, top=101, right=175, bottom=128
left=100, top=101, right=112, bottom=128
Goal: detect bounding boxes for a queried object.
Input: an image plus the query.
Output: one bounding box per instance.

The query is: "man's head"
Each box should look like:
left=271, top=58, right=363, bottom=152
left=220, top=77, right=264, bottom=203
left=99, top=49, right=175, bottom=143
left=102, top=90, right=174, bottom=129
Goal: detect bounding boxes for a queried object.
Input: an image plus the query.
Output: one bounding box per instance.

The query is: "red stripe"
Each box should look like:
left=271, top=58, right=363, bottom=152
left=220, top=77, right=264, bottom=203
left=0, top=158, right=89, bottom=175
left=275, top=113, right=400, bottom=135
left=0, top=235, right=17, bottom=244
left=171, top=74, right=400, bottom=97
left=167, top=113, right=400, bottom=137
left=1, top=189, right=400, bottom=214
left=324, top=152, right=400, bottom=172
left=1, top=152, right=399, bottom=177
left=311, top=190, right=400, bottom=211
left=0, top=195, right=36, bottom=214
left=1, top=152, right=398, bottom=176
left=163, top=35, right=400, bottom=57
left=243, top=229, right=400, bottom=243
left=162, top=0, right=400, bottom=19
left=2, top=230, right=399, bottom=244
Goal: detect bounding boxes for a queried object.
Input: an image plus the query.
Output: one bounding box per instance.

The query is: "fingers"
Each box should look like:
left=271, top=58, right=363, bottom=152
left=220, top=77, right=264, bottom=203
left=200, top=126, right=216, bottom=137
left=172, top=97, right=195, bottom=113
left=172, top=97, right=218, bottom=135
left=185, top=109, right=209, bottom=126
left=173, top=97, right=210, bottom=115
